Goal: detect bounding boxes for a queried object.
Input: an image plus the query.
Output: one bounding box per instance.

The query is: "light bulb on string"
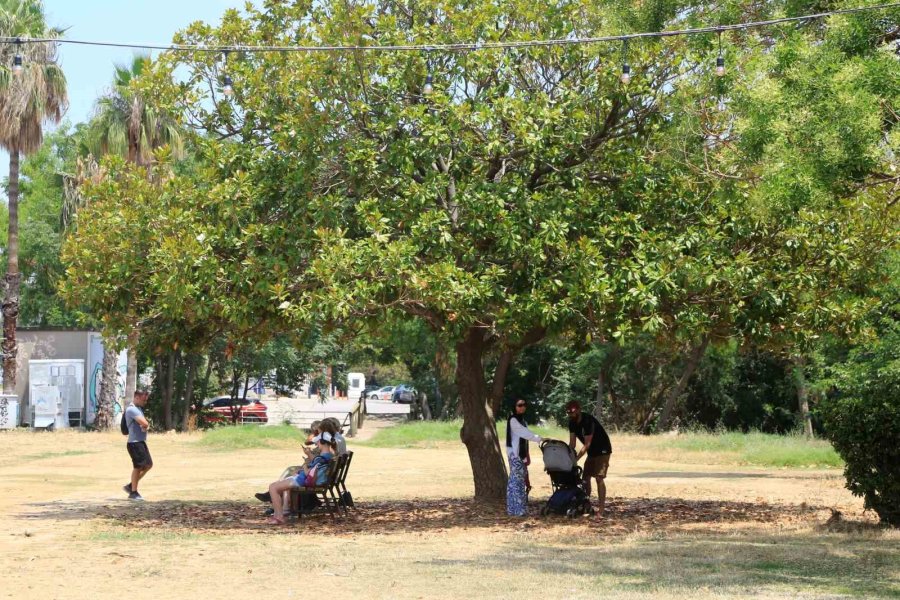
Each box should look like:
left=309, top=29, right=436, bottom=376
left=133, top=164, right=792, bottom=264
left=715, top=32, right=726, bottom=77
left=620, top=39, right=631, bottom=85
left=221, top=49, right=234, bottom=97
left=423, top=72, right=433, bottom=96
left=12, top=38, right=22, bottom=76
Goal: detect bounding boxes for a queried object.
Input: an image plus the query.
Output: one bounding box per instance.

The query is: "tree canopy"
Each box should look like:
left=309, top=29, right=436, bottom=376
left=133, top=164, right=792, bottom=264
left=62, top=0, right=899, bottom=500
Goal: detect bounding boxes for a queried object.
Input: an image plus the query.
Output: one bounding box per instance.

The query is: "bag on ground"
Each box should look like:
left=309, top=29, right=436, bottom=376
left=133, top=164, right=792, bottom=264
left=546, top=488, right=581, bottom=514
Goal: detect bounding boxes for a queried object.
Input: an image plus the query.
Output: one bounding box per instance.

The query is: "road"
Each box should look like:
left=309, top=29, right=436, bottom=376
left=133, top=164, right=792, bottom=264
left=264, top=395, right=409, bottom=429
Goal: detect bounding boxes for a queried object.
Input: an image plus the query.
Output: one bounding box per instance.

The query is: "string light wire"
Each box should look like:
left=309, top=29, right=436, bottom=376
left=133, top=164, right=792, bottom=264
left=0, top=3, right=895, bottom=54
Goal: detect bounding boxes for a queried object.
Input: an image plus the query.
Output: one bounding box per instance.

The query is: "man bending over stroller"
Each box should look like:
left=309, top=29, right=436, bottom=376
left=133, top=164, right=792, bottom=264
left=565, top=400, right=612, bottom=517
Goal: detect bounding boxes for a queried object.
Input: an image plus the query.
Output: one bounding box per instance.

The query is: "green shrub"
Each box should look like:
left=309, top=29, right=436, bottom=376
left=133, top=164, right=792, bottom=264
left=819, top=321, right=900, bottom=527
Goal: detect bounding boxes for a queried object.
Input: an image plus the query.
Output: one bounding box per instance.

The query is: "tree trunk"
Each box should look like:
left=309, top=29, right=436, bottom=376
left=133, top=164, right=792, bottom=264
left=163, top=350, right=176, bottom=430
left=2, top=147, right=21, bottom=394
left=182, top=354, right=198, bottom=431
left=420, top=392, right=433, bottom=420
left=200, top=353, right=213, bottom=401
left=593, top=363, right=605, bottom=421
left=124, top=330, right=139, bottom=406
left=655, top=336, right=710, bottom=432
left=490, top=350, right=514, bottom=416
left=96, top=342, right=119, bottom=430
left=793, top=356, right=814, bottom=438
left=456, top=327, right=508, bottom=502
left=230, top=368, right=242, bottom=423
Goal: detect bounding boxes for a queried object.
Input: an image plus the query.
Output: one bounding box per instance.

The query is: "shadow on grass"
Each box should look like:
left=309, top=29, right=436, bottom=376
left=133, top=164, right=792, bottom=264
left=483, top=533, right=900, bottom=598
left=628, top=471, right=771, bottom=479
left=17, top=496, right=831, bottom=536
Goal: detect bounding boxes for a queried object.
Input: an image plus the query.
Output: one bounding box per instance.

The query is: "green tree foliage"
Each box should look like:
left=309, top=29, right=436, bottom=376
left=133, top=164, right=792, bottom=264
left=818, top=255, right=900, bottom=526
left=0, top=0, right=67, bottom=392
left=2, top=126, right=82, bottom=327
left=69, top=0, right=896, bottom=499
left=819, top=320, right=900, bottom=526
left=86, top=55, right=184, bottom=167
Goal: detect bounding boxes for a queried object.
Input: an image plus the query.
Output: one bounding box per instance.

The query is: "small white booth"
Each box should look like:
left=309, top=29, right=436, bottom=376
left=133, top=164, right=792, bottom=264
left=29, top=359, right=85, bottom=429
left=347, top=372, right=366, bottom=401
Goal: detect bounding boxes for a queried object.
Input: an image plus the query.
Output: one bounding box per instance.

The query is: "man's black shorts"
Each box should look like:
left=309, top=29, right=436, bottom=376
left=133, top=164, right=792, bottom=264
left=126, top=441, right=153, bottom=468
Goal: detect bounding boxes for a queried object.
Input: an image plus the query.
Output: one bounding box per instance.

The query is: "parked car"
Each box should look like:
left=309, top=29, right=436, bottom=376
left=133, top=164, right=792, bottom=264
left=360, top=385, right=381, bottom=401
left=375, top=386, right=396, bottom=401
left=203, top=395, right=268, bottom=424
left=391, top=384, right=417, bottom=403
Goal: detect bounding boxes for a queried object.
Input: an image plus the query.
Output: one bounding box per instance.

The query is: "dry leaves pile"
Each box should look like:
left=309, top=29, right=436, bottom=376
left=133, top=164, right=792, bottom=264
left=80, top=496, right=824, bottom=536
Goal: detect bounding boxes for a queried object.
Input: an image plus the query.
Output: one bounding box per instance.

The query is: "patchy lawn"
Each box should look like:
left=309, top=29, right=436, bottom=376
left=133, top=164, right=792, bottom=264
left=0, top=424, right=894, bottom=600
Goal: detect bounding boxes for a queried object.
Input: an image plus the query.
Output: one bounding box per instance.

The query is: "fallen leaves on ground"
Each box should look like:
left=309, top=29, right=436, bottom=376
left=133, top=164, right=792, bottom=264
left=53, top=496, right=833, bottom=537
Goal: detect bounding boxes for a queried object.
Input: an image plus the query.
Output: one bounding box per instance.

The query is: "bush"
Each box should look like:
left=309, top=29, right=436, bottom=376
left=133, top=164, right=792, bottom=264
left=819, top=320, right=900, bottom=527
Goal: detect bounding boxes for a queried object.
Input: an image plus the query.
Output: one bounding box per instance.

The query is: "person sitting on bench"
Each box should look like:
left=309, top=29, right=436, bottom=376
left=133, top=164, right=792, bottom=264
left=254, top=421, right=321, bottom=507
left=266, top=432, right=336, bottom=525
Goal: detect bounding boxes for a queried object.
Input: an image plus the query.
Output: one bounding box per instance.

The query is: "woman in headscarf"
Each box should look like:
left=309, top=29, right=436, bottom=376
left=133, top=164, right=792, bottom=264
left=506, top=398, right=542, bottom=516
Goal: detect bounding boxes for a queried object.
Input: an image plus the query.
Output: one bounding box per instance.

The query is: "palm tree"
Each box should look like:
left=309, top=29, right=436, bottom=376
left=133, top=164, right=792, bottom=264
left=87, top=55, right=183, bottom=412
left=88, top=55, right=184, bottom=166
left=0, top=0, right=67, bottom=394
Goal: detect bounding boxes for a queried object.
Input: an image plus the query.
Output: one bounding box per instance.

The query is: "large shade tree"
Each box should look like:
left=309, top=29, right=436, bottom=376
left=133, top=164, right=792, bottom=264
left=66, top=0, right=898, bottom=500
left=0, top=0, right=67, bottom=393
left=86, top=55, right=184, bottom=412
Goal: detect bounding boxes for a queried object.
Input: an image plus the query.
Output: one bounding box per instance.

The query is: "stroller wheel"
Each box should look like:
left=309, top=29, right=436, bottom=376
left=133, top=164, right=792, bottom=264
left=582, top=499, right=593, bottom=515
left=540, top=504, right=550, bottom=517
left=565, top=507, right=577, bottom=518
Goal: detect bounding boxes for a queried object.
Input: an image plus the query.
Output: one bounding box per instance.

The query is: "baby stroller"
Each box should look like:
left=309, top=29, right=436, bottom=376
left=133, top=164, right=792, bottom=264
left=539, top=439, right=594, bottom=518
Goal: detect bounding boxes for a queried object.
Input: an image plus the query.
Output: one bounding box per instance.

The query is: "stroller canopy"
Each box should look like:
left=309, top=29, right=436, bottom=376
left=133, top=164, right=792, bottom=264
left=541, top=439, right=576, bottom=472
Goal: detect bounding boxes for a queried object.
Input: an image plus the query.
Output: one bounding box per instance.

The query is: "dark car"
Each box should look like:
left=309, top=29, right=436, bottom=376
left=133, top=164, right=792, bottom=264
left=391, top=384, right=417, bottom=403
left=203, top=396, right=268, bottom=424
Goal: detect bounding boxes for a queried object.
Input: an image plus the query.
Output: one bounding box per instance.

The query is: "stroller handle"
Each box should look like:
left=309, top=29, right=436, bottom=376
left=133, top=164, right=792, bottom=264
left=540, top=438, right=566, bottom=450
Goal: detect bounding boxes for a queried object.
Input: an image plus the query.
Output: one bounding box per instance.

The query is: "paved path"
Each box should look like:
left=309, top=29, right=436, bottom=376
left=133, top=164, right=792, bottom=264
left=264, top=395, right=409, bottom=430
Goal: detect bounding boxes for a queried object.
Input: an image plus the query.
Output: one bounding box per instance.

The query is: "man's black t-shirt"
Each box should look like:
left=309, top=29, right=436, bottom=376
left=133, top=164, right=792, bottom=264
left=568, top=414, right=612, bottom=456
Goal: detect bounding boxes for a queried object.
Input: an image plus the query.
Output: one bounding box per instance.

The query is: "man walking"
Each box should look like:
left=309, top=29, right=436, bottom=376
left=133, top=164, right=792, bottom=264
left=123, top=390, right=152, bottom=501
left=566, top=400, right=612, bottom=517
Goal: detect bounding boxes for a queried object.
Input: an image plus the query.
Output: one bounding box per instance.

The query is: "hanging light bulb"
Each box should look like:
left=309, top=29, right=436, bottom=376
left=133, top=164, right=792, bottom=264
left=221, top=49, right=233, bottom=97
left=12, top=39, right=22, bottom=76
left=715, top=56, right=725, bottom=77
left=715, top=32, right=726, bottom=77
left=619, top=39, right=631, bottom=85
left=423, top=71, right=433, bottom=95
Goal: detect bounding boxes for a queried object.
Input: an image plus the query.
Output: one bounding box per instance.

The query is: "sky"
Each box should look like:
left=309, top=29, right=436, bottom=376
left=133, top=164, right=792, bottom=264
left=44, top=0, right=248, bottom=126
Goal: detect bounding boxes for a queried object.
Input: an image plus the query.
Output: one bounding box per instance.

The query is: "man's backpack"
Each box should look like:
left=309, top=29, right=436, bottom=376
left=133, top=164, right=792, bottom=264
left=120, top=410, right=129, bottom=436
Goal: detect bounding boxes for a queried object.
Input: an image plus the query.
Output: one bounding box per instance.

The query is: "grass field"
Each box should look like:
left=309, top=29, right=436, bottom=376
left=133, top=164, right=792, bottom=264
left=0, top=422, right=894, bottom=600
left=356, top=420, right=842, bottom=468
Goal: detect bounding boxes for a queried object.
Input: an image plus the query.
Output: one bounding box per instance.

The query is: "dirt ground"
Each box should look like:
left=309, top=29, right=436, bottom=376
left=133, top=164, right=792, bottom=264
left=0, top=426, right=897, bottom=600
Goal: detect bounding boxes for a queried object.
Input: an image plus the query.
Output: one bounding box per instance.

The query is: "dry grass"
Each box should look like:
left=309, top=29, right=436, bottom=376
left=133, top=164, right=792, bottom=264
left=0, top=426, right=897, bottom=600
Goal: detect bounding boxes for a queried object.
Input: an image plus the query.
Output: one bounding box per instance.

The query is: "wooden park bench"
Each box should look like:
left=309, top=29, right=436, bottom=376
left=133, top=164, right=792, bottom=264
left=291, top=450, right=354, bottom=520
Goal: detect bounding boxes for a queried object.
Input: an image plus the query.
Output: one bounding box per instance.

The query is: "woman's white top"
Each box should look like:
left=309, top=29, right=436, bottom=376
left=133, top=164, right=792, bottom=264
left=507, top=418, right=541, bottom=460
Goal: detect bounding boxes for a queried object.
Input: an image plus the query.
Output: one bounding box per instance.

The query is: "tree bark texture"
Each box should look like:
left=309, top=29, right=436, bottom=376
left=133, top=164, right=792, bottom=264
left=489, top=350, right=513, bottom=417
left=655, top=336, right=711, bottom=432
left=792, top=356, right=814, bottom=438
left=164, top=350, right=176, bottom=430
left=456, top=327, right=508, bottom=501
left=96, top=343, right=119, bottom=430
left=593, top=364, right=605, bottom=421
left=124, top=330, right=139, bottom=406
left=2, top=148, right=21, bottom=394
left=182, top=354, right=198, bottom=431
